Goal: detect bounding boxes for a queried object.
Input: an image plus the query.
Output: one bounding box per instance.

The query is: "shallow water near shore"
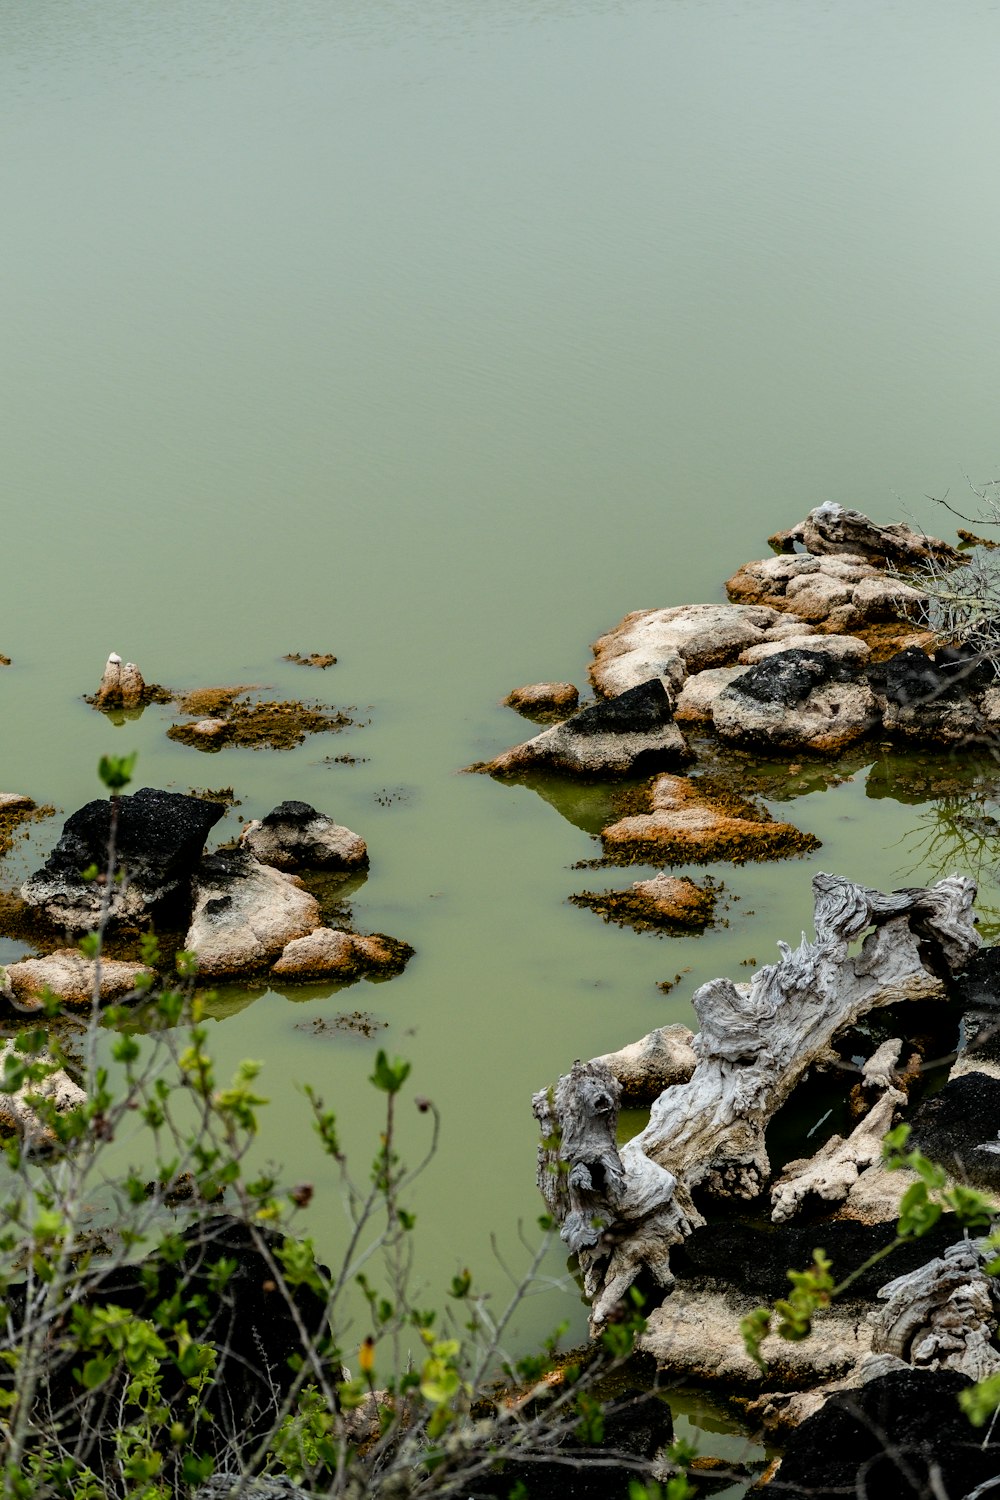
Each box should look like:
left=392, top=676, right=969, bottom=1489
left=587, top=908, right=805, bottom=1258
left=4, top=0, right=1000, bottom=1473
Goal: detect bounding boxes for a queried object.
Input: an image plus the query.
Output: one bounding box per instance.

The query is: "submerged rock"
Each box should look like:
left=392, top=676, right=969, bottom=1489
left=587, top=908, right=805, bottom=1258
left=589, top=603, right=799, bottom=697
left=600, top=774, right=820, bottom=864
left=1, top=950, right=152, bottom=1011
left=571, top=873, right=717, bottom=933
left=184, top=851, right=320, bottom=978
left=712, top=649, right=879, bottom=753
left=476, top=679, right=691, bottom=777
left=239, top=802, right=368, bottom=872
left=21, top=788, right=225, bottom=933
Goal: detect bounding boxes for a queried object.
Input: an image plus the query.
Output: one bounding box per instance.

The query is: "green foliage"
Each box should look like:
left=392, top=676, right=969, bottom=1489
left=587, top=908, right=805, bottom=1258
left=98, top=750, right=137, bottom=793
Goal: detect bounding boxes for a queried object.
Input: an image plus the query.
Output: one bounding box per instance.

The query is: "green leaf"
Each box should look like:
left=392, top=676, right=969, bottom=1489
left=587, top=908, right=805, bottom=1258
left=98, top=751, right=137, bottom=792
left=77, top=1356, right=116, bottom=1390
left=369, top=1050, right=411, bottom=1094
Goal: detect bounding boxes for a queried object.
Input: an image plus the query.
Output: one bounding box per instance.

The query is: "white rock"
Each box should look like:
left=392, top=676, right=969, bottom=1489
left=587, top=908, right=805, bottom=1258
left=1, top=949, right=153, bottom=1011
left=240, top=802, right=368, bottom=872
left=185, top=854, right=320, bottom=978
left=589, top=603, right=794, bottom=697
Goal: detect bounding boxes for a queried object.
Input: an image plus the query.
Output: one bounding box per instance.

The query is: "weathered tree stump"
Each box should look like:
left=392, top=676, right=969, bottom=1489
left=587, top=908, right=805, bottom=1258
left=535, top=872, right=979, bottom=1326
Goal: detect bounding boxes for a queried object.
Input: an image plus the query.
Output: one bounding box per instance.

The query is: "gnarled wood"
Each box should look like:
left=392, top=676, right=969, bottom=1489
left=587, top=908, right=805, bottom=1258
left=872, top=1242, right=1000, bottom=1382
left=536, top=873, right=980, bottom=1326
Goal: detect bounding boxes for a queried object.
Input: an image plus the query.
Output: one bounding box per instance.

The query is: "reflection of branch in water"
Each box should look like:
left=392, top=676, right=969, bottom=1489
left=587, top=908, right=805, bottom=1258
left=890, top=792, right=1000, bottom=941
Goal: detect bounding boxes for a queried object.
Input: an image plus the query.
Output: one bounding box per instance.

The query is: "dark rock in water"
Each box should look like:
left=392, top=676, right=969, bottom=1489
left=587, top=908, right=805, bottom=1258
left=563, top=677, right=675, bottom=734
left=909, top=1073, right=1000, bottom=1191
left=477, top=678, right=691, bottom=777
left=774, top=1368, right=1000, bottom=1499
left=21, top=787, right=225, bottom=932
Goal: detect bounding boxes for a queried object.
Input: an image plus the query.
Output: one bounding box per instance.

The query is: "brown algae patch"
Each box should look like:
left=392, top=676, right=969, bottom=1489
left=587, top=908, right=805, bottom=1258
left=571, top=874, right=720, bottom=933
left=187, top=786, right=241, bottom=809
left=0, top=800, right=55, bottom=861
left=296, top=1011, right=387, bottom=1038
left=600, top=774, right=820, bottom=866
left=177, top=685, right=259, bottom=717
left=169, top=694, right=355, bottom=751
left=284, top=652, right=338, bottom=669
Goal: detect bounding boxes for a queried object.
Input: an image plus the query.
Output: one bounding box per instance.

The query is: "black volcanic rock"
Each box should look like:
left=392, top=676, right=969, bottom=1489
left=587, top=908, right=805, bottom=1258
left=21, top=787, right=224, bottom=932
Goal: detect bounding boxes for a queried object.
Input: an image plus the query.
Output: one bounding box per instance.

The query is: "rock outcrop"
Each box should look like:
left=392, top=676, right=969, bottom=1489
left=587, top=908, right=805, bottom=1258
left=589, top=604, right=806, bottom=698
left=503, top=682, right=580, bottom=717
left=768, top=501, right=965, bottom=567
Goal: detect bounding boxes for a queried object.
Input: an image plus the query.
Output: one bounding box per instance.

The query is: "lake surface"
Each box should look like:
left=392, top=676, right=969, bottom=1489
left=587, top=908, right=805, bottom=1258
left=4, top=0, right=1000, bottom=1474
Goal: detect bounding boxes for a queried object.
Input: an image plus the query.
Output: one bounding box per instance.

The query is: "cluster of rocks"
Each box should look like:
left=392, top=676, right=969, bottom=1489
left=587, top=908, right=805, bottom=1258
left=2, top=792, right=411, bottom=1012
left=487, top=504, right=987, bottom=773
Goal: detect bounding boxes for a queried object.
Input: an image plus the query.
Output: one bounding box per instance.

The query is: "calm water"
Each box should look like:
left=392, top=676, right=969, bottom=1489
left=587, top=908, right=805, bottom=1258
left=3, top=0, right=1000, bottom=1462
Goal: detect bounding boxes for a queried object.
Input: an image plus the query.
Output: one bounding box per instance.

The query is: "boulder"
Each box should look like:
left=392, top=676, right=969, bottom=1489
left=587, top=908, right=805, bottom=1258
left=769, top=502, right=965, bottom=567
left=600, top=774, right=819, bottom=864
left=593, top=1024, right=697, bottom=1106
left=0, top=1039, right=87, bottom=1147
left=239, top=802, right=368, bottom=873
left=21, top=788, right=225, bottom=932
left=589, top=603, right=799, bottom=697
left=477, top=679, right=691, bottom=777
left=1, top=950, right=152, bottom=1011
left=673, top=665, right=752, bottom=723
left=770, top=1369, right=999, bottom=1499
left=712, top=649, right=879, bottom=753
left=870, top=646, right=993, bottom=744
left=503, top=681, right=579, bottom=717
left=184, top=851, right=320, bottom=978
left=270, top=927, right=412, bottom=981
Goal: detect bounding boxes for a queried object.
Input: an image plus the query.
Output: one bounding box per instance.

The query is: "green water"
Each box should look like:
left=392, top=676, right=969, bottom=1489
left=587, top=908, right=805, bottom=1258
left=4, top=0, right=1000, bottom=1461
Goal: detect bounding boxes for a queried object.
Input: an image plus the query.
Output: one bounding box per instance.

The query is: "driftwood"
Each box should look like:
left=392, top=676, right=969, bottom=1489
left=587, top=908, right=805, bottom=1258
left=534, top=873, right=979, bottom=1326
left=768, top=502, right=965, bottom=568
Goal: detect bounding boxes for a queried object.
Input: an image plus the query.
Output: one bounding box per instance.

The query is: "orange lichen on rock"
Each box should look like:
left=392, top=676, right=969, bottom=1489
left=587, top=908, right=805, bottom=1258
left=600, top=774, right=819, bottom=865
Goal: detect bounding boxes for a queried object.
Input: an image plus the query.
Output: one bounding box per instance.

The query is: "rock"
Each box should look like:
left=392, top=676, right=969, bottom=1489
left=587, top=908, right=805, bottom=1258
left=870, top=645, right=994, bottom=744
left=908, top=1072, right=1000, bottom=1193
left=270, top=927, right=412, bottom=981
left=851, top=574, right=927, bottom=622
left=0, top=949, right=152, bottom=1011
left=673, top=665, right=752, bottom=722
left=771, top=502, right=966, bottom=567
left=503, top=681, right=580, bottom=717
left=94, top=653, right=147, bottom=709
left=184, top=851, right=320, bottom=978
left=21, top=788, right=225, bottom=933
left=639, top=1281, right=871, bottom=1388
left=0, top=794, right=35, bottom=814
left=186, top=718, right=230, bottom=745
left=600, top=774, right=820, bottom=865
left=726, top=552, right=878, bottom=620
left=712, top=649, right=879, bottom=753
left=770, top=1368, right=999, bottom=1499
left=593, top=1024, right=697, bottom=1106
left=738, top=632, right=870, bottom=665
left=239, top=801, right=368, bottom=872
left=570, top=874, right=718, bottom=934
left=589, top=603, right=797, bottom=697
left=0, top=1039, right=87, bottom=1147
left=477, top=678, right=691, bottom=777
